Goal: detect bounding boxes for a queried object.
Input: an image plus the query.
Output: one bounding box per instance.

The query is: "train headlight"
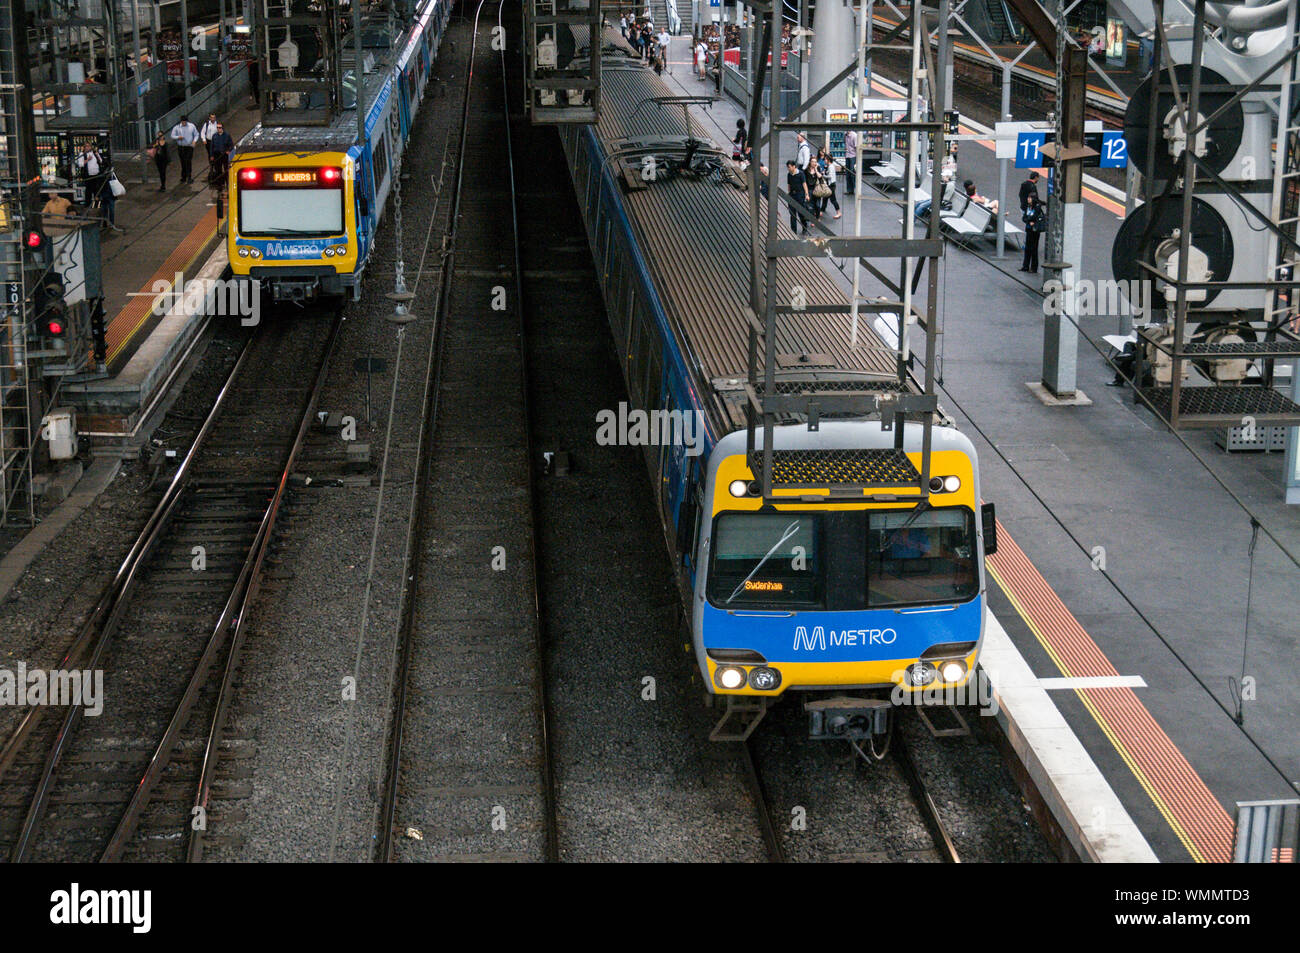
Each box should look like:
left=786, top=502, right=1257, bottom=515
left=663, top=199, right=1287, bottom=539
left=322, top=247, right=334, bottom=257
left=939, top=660, right=966, bottom=683
left=747, top=666, right=781, bottom=691
left=728, top=480, right=759, bottom=498
left=904, top=661, right=937, bottom=687
left=715, top=665, right=746, bottom=690
left=237, top=247, right=249, bottom=258
left=249, top=248, right=261, bottom=259
left=943, top=475, right=961, bottom=493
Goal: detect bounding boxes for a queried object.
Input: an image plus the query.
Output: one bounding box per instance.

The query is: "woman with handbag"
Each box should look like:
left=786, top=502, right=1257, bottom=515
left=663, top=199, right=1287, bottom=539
left=815, top=147, right=841, bottom=219
left=149, top=132, right=171, bottom=192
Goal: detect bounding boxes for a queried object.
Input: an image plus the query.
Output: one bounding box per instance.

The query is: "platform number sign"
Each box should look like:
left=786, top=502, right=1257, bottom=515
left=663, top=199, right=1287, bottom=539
left=1098, top=130, right=1128, bottom=168
left=1015, top=132, right=1046, bottom=169
left=1017, top=129, right=1129, bottom=169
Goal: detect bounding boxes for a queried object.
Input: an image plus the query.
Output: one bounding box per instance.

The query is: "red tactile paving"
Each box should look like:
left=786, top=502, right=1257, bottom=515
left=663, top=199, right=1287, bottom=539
left=987, top=520, right=1235, bottom=863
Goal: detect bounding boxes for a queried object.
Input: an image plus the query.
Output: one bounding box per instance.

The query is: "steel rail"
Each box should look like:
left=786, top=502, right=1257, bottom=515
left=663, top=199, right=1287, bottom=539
left=892, top=716, right=961, bottom=863
left=8, top=330, right=259, bottom=862
left=0, top=331, right=254, bottom=786
left=740, top=739, right=789, bottom=862
left=498, top=0, right=561, bottom=865
left=108, top=311, right=341, bottom=865
left=376, top=0, right=502, bottom=863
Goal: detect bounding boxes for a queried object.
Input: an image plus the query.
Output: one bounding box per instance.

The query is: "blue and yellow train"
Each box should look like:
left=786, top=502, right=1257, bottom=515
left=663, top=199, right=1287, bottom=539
left=227, top=0, right=450, bottom=302
left=559, top=58, right=997, bottom=740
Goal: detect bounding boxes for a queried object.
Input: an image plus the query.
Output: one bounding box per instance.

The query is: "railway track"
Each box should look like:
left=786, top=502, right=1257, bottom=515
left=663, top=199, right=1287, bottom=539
left=0, top=314, right=339, bottom=862
left=378, top=0, right=560, bottom=863
left=745, top=707, right=962, bottom=863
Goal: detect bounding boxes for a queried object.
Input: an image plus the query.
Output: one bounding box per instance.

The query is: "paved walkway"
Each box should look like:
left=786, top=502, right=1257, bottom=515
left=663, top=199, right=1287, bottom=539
left=98, top=100, right=260, bottom=372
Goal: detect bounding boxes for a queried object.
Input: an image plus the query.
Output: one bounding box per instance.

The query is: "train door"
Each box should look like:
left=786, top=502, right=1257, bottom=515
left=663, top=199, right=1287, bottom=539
left=353, top=147, right=374, bottom=263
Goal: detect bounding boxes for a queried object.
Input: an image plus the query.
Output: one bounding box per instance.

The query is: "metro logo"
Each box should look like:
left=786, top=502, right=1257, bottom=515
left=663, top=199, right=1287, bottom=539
left=792, top=626, right=898, bottom=651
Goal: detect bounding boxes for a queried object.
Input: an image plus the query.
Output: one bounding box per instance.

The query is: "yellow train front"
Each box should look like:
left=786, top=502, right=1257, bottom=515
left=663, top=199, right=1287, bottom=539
left=226, top=0, right=450, bottom=304
left=692, top=421, right=996, bottom=742
left=228, top=151, right=360, bottom=303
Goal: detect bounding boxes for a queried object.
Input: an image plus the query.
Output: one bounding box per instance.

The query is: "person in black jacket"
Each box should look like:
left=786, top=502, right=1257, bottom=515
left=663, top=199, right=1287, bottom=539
left=149, top=132, right=171, bottom=191
left=1021, top=192, right=1045, bottom=272
left=207, top=123, right=235, bottom=187
left=786, top=160, right=811, bottom=234
left=1019, top=170, right=1040, bottom=211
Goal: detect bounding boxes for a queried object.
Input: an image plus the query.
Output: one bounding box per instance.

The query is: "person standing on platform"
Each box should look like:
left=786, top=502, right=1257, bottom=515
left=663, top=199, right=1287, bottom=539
left=149, top=132, right=171, bottom=191
left=786, top=159, right=811, bottom=235
left=732, top=118, right=747, bottom=160
left=200, top=113, right=219, bottom=171
left=1019, top=169, right=1040, bottom=211
left=170, top=114, right=200, bottom=184
left=75, top=140, right=120, bottom=232
left=620, top=13, right=628, bottom=40
left=208, top=122, right=235, bottom=188
left=695, top=39, right=707, bottom=80
left=843, top=128, right=857, bottom=195
left=658, top=28, right=671, bottom=73
left=796, top=131, right=812, bottom=176
left=817, top=147, right=841, bottom=219
left=1021, top=192, right=1044, bottom=273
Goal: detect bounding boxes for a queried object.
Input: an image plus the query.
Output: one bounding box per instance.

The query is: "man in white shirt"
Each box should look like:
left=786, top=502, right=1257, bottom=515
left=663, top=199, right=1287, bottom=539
left=170, top=114, right=200, bottom=184
left=695, top=40, right=707, bottom=80
left=620, top=14, right=628, bottom=40
left=658, top=29, right=671, bottom=73
left=199, top=113, right=219, bottom=171
left=796, top=131, right=811, bottom=173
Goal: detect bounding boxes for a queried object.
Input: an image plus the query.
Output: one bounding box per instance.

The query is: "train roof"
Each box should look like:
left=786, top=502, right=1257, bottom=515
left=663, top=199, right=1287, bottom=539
left=235, top=1, right=439, bottom=156
left=589, top=57, right=910, bottom=431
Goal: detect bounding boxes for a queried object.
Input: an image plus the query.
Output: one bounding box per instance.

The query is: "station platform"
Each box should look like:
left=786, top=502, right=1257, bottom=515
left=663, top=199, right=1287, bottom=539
left=657, top=37, right=1300, bottom=862
left=866, top=8, right=1146, bottom=118
left=61, top=102, right=259, bottom=445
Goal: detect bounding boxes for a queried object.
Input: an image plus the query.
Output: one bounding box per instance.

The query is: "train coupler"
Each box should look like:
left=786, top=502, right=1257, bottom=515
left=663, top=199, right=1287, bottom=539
left=708, top=695, right=770, bottom=742
left=805, top=696, right=892, bottom=741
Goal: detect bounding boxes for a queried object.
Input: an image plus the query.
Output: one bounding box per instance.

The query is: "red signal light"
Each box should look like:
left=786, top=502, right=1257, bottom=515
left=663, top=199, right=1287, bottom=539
left=26, top=230, right=43, bottom=248
left=45, top=319, right=64, bottom=337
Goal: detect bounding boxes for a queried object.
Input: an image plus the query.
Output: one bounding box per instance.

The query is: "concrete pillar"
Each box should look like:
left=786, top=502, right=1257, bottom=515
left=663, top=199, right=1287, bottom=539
left=1042, top=201, right=1082, bottom=397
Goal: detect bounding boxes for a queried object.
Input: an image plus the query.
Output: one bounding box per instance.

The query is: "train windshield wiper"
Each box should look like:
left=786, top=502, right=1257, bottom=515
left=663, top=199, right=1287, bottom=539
left=726, top=520, right=801, bottom=604
left=879, top=499, right=932, bottom=554
left=252, top=228, right=325, bottom=235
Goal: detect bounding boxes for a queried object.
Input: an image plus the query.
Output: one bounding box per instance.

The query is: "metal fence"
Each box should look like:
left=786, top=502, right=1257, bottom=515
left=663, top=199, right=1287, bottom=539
left=151, top=61, right=251, bottom=145
left=110, top=61, right=251, bottom=155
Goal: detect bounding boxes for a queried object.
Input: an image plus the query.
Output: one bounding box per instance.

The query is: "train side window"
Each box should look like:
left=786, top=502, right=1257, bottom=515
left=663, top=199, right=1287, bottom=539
left=643, top=344, right=662, bottom=415
left=608, top=252, right=627, bottom=347
left=372, top=136, right=389, bottom=192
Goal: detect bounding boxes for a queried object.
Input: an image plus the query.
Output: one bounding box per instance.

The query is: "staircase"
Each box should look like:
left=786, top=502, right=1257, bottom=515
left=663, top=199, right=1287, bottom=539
left=984, top=0, right=1019, bottom=43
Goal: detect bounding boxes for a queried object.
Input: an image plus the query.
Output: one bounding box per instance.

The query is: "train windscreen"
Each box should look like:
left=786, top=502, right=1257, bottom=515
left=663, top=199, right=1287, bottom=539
left=866, top=508, right=977, bottom=607
left=707, top=508, right=977, bottom=611
left=237, top=167, right=345, bottom=236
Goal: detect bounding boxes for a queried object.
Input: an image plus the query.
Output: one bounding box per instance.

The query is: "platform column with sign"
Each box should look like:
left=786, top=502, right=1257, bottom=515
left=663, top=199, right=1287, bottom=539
left=525, top=0, right=602, bottom=124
